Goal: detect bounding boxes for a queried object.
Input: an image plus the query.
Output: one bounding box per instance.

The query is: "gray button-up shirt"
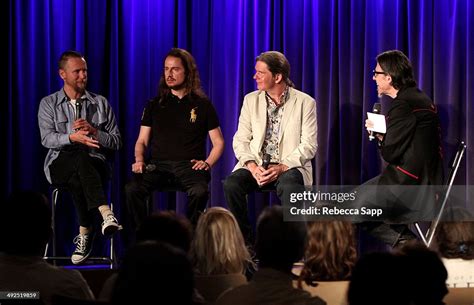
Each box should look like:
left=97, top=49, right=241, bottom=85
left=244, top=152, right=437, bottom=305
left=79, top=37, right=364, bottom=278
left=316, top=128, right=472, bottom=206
left=38, top=89, right=121, bottom=183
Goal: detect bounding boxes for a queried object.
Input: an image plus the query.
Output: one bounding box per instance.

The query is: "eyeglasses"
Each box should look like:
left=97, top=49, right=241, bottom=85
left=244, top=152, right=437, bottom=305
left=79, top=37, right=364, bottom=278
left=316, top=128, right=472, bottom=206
left=373, top=69, right=387, bottom=77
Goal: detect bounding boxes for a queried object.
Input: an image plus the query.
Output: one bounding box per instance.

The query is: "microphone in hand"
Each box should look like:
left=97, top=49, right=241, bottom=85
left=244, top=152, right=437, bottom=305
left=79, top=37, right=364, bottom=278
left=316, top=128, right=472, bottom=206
left=74, top=99, right=84, bottom=132
left=145, top=164, right=156, bottom=173
left=262, top=154, right=271, bottom=170
left=75, top=98, right=83, bottom=121
left=369, top=102, right=381, bottom=141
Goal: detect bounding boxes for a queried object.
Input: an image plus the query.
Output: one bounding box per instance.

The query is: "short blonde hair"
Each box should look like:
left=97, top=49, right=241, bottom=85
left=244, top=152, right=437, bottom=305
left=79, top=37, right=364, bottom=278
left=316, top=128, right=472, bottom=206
left=191, top=207, right=253, bottom=275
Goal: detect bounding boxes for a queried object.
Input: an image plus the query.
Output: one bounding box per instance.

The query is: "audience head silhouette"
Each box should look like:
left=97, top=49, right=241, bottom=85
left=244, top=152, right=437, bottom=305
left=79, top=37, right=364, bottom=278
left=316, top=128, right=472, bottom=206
left=255, top=206, right=306, bottom=272
left=112, top=241, right=193, bottom=305
left=395, top=241, right=448, bottom=305
left=0, top=190, right=51, bottom=256
left=136, top=211, right=193, bottom=253
left=349, top=242, right=448, bottom=305
left=348, top=252, right=411, bottom=305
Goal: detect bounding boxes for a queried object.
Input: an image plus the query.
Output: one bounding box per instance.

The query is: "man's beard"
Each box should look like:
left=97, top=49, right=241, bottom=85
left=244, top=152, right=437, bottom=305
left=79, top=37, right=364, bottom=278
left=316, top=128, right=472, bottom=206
left=168, top=82, right=186, bottom=91
left=74, top=82, right=87, bottom=94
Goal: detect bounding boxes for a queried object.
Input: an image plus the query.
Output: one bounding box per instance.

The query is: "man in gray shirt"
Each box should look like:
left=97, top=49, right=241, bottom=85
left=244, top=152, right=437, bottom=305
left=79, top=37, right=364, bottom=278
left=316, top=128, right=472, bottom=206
left=38, top=50, right=122, bottom=264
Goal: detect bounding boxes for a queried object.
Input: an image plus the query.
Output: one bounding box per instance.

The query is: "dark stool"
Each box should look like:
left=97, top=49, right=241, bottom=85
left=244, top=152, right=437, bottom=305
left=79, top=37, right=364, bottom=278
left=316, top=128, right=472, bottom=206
left=414, top=141, right=467, bottom=246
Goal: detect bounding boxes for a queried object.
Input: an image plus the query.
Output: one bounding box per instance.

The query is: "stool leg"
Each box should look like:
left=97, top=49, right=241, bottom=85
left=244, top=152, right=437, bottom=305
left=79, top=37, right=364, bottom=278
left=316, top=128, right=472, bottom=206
left=43, top=244, right=49, bottom=257
left=52, top=188, right=58, bottom=258
left=109, top=201, right=115, bottom=269
left=43, top=188, right=59, bottom=264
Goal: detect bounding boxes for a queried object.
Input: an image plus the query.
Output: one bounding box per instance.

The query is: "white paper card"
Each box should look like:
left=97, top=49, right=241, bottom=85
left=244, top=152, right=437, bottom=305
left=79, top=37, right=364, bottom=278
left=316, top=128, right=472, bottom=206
left=367, top=112, right=386, bottom=133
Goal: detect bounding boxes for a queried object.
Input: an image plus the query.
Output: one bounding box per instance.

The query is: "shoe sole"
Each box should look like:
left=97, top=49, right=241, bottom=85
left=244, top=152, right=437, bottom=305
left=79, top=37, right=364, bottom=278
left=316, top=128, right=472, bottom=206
left=71, top=244, right=93, bottom=265
left=102, top=223, right=122, bottom=237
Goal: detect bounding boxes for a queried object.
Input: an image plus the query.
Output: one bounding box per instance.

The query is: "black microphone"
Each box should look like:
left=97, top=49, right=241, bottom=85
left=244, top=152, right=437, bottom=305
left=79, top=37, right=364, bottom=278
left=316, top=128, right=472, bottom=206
left=75, top=98, right=83, bottom=121
left=369, top=102, right=381, bottom=141
left=145, top=164, right=156, bottom=173
left=262, top=154, right=271, bottom=170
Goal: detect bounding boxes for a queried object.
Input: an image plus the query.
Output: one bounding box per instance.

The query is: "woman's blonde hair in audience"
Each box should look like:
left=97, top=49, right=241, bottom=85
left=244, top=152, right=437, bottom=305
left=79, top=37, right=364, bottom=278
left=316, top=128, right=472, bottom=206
left=191, top=207, right=254, bottom=275
left=299, top=220, right=357, bottom=287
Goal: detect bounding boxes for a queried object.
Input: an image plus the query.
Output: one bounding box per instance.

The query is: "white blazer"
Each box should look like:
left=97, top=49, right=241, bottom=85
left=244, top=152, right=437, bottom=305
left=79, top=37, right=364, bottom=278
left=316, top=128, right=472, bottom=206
left=232, top=87, right=318, bottom=185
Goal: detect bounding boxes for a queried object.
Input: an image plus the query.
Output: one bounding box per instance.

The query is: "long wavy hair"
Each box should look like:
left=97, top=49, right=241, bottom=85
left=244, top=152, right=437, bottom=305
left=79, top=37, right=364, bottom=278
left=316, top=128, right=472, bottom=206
left=298, top=221, right=357, bottom=287
left=190, top=207, right=254, bottom=275
left=157, top=48, right=207, bottom=99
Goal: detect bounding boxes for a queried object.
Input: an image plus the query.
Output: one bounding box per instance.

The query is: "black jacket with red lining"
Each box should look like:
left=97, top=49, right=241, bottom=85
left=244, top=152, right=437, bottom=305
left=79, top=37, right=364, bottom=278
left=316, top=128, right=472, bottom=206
left=378, top=86, right=443, bottom=186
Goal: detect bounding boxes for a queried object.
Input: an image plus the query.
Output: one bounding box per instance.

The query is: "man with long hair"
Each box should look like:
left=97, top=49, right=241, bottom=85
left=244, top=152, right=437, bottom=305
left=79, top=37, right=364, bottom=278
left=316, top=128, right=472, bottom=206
left=125, top=48, right=224, bottom=229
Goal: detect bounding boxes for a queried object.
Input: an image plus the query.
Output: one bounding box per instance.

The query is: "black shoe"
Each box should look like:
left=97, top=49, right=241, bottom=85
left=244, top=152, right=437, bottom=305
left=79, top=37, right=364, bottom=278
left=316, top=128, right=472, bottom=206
left=392, top=228, right=418, bottom=249
left=101, top=214, right=122, bottom=236
left=71, top=233, right=93, bottom=264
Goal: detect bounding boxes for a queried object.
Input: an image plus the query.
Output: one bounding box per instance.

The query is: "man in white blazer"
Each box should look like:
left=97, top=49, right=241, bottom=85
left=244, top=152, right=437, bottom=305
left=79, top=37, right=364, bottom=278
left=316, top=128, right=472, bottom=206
left=224, top=51, right=318, bottom=242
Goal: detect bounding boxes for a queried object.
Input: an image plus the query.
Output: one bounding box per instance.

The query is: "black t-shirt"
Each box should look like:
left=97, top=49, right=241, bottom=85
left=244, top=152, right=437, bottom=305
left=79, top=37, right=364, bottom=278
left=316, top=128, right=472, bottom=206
left=141, top=93, right=220, bottom=161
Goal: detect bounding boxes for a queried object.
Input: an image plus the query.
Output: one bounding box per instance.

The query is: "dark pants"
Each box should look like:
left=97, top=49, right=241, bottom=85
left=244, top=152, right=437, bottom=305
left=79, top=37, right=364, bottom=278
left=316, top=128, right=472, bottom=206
left=49, top=150, right=108, bottom=227
left=125, top=160, right=210, bottom=230
left=223, top=168, right=304, bottom=243
left=360, top=222, right=417, bottom=247
left=356, top=176, right=417, bottom=246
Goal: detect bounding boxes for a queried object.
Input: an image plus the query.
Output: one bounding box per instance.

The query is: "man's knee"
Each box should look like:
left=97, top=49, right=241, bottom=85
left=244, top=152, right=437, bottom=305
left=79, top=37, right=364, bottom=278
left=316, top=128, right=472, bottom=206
left=223, top=174, right=242, bottom=193
left=67, top=175, right=83, bottom=190
left=125, top=180, right=149, bottom=199
left=75, top=150, right=93, bottom=165
left=278, top=169, right=304, bottom=185
left=276, top=170, right=304, bottom=198
left=188, top=184, right=208, bottom=199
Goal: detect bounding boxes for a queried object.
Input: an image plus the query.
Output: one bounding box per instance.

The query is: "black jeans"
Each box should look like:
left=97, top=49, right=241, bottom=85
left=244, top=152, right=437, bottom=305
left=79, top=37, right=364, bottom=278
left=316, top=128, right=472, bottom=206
left=355, top=176, right=417, bottom=246
left=360, top=222, right=417, bottom=247
left=223, top=168, right=304, bottom=243
left=49, top=149, right=108, bottom=227
left=125, top=160, right=210, bottom=230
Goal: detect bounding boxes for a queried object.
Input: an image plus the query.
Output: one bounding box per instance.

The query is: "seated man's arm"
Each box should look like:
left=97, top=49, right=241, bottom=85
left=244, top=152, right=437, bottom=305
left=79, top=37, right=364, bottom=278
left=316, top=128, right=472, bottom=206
left=191, top=127, right=224, bottom=170
left=93, top=99, right=122, bottom=151
left=233, top=97, right=258, bottom=166
left=233, top=96, right=269, bottom=185
left=38, top=98, right=72, bottom=149
left=379, top=100, right=416, bottom=164
left=132, top=126, right=151, bottom=174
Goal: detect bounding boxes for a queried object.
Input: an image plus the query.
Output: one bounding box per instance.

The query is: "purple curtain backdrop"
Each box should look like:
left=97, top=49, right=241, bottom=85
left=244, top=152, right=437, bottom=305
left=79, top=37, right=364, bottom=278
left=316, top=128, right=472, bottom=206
left=7, top=0, right=473, bottom=255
